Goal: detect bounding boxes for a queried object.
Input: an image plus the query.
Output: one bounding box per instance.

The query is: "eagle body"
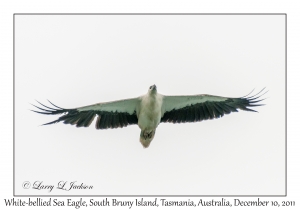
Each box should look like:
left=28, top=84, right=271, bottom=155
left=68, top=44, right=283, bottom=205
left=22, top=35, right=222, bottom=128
left=32, top=85, right=266, bottom=148
left=138, top=86, right=163, bottom=147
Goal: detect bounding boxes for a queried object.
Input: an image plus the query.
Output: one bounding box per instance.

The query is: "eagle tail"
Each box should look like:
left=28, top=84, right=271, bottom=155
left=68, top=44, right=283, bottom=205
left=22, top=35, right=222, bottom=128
left=140, top=129, right=156, bottom=148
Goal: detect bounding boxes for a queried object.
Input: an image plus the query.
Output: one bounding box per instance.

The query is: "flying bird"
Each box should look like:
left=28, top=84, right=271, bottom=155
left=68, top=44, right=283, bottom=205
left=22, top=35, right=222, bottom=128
left=32, top=85, right=266, bottom=148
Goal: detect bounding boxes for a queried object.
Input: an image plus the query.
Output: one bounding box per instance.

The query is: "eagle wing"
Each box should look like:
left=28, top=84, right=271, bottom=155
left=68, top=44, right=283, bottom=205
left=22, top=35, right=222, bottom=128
left=161, top=89, right=266, bottom=123
left=31, top=97, right=141, bottom=129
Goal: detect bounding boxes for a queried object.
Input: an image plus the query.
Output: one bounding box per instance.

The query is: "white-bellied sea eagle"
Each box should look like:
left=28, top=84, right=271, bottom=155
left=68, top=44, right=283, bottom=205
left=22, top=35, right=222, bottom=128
left=32, top=85, right=266, bottom=148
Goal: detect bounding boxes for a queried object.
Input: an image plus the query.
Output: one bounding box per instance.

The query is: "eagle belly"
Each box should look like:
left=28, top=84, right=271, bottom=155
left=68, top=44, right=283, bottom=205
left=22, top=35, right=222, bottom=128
left=138, top=111, right=161, bottom=131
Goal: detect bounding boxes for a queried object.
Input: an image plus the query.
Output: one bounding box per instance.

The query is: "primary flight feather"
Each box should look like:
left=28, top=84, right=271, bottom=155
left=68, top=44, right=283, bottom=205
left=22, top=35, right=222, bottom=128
left=32, top=85, right=266, bottom=148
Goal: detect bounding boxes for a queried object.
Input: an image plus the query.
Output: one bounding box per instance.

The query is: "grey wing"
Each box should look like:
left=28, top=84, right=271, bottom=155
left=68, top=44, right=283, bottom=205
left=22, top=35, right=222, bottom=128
left=161, top=90, right=266, bottom=123
left=31, top=97, right=141, bottom=129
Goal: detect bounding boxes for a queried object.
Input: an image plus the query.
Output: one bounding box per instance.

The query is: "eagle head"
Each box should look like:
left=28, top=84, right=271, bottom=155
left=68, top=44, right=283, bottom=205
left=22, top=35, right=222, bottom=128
left=148, top=84, right=157, bottom=94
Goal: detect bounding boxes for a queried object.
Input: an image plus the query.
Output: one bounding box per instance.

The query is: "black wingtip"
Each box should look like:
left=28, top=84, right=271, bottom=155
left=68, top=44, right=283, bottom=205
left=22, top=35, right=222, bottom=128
left=47, top=99, right=63, bottom=109
left=246, top=88, right=267, bottom=99
left=244, top=107, right=258, bottom=112
left=236, top=88, right=268, bottom=112
left=30, top=100, right=69, bottom=116
left=242, top=88, right=255, bottom=98
left=30, top=103, right=53, bottom=112
left=42, top=120, right=60, bottom=126
left=30, top=109, right=59, bottom=115
left=31, top=100, right=78, bottom=126
left=35, top=100, right=59, bottom=111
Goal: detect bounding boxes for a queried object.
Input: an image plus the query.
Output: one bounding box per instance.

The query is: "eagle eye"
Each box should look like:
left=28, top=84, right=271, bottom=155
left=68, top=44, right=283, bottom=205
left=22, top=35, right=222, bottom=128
left=149, top=86, right=152, bottom=89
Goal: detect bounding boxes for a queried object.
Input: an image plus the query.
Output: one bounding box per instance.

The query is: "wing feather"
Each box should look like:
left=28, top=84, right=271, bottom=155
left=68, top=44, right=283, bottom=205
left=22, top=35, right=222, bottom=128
left=161, top=90, right=266, bottom=123
left=198, top=105, right=205, bottom=121
left=32, top=98, right=140, bottom=129
left=210, top=104, right=221, bottom=118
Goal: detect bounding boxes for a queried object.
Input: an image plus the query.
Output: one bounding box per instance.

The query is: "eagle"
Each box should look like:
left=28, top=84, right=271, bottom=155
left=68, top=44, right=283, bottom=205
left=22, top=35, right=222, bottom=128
left=32, top=85, right=266, bottom=148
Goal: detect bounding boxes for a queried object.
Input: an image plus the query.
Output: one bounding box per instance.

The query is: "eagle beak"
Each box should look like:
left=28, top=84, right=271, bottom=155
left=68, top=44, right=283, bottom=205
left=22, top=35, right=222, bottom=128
left=153, top=84, right=157, bottom=90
